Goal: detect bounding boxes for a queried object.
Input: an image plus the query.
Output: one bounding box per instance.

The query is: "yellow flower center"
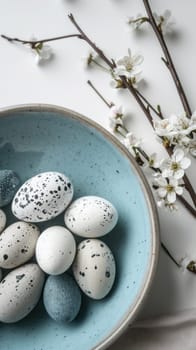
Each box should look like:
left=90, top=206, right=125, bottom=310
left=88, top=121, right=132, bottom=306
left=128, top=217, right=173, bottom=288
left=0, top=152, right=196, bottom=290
left=166, top=185, right=174, bottom=193
left=171, top=162, right=179, bottom=171
left=126, top=62, right=133, bottom=71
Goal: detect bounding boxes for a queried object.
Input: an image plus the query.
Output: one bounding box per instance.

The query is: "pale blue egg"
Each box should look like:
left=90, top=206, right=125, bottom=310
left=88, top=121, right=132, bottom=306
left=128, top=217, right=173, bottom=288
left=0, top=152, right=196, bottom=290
left=0, top=170, right=20, bottom=208
left=43, top=274, right=82, bottom=323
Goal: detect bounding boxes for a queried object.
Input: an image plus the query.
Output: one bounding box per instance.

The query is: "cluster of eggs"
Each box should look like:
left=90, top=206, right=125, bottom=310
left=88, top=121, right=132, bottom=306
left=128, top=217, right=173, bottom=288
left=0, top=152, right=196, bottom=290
left=0, top=170, right=118, bottom=324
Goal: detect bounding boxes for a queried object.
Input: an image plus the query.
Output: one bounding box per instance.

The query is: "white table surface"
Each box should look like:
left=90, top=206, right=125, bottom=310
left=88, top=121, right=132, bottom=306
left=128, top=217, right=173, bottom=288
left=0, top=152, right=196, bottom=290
left=0, top=0, right=195, bottom=347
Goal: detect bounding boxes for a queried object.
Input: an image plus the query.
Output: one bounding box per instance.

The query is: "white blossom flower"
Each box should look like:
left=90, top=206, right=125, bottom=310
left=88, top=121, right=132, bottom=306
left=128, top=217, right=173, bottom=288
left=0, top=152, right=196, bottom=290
left=156, top=198, right=178, bottom=211
left=110, top=78, right=124, bottom=89
left=160, top=149, right=191, bottom=179
left=153, top=117, right=176, bottom=138
left=123, top=132, right=141, bottom=153
left=109, top=105, right=124, bottom=119
left=110, top=75, right=141, bottom=89
left=33, top=44, right=53, bottom=65
left=81, top=50, right=104, bottom=69
left=170, top=113, right=196, bottom=135
left=179, top=256, right=192, bottom=272
left=154, top=113, right=196, bottom=156
left=126, top=14, right=144, bottom=31
left=82, top=51, right=95, bottom=68
left=108, top=105, right=125, bottom=133
left=172, top=135, right=191, bottom=152
left=153, top=176, right=183, bottom=204
left=113, top=49, right=143, bottom=80
left=189, top=139, right=196, bottom=157
left=28, top=37, right=53, bottom=65
left=109, top=116, right=124, bottom=133
left=148, top=153, right=160, bottom=168
left=153, top=9, right=175, bottom=35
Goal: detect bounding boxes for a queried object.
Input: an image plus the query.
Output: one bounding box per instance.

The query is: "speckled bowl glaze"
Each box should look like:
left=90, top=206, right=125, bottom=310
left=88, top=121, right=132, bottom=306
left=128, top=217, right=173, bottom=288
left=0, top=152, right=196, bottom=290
left=0, top=104, right=159, bottom=350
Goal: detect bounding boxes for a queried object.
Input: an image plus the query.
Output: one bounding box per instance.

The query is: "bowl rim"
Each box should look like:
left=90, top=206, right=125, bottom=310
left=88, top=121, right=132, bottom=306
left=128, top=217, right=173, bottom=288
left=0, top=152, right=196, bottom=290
left=0, top=103, right=160, bottom=350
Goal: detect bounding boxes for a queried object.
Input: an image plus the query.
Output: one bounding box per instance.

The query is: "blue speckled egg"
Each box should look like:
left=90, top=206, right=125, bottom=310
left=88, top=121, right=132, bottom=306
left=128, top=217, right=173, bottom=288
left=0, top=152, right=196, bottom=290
left=43, top=274, right=82, bottom=323
left=0, top=170, right=20, bottom=208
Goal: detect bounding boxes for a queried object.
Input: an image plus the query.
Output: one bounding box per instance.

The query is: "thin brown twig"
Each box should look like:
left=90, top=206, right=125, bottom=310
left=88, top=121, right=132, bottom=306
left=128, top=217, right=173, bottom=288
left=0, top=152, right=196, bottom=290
left=161, top=242, right=181, bottom=267
left=135, top=88, right=163, bottom=118
left=87, top=80, right=112, bottom=108
left=183, top=174, right=196, bottom=208
left=68, top=14, right=115, bottom=69
left=178, top=195, right=196, bottom=217
left=119, top=76, right=154, bottom=126
left=1, top=33, right=82, bottom=47
left=142, top=0, right=192, bottom=118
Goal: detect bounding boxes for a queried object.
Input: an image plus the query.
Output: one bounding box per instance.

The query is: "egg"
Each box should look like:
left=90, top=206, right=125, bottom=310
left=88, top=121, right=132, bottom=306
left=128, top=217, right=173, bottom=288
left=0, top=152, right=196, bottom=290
left=0, top=263, right=45, bottom=323
left=36, top=226, right=76, bottom=275
left=0, top=170, right=20, bottom=208
left=0, top=209, right=6, bottom=233
left=43, top=274, right=81, bottom=322
left=64, top=196, right=118, bottom=238
left=0, top=221, right=40, bottom=269
left=73, top=239, right=116, bottom=300
left=12, top=171, right=74, bottom=222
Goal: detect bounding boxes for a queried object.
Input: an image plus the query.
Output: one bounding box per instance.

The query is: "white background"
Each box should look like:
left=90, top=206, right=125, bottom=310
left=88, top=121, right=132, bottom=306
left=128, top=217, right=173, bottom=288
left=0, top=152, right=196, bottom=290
left=0, top=0, right=196, bottom=344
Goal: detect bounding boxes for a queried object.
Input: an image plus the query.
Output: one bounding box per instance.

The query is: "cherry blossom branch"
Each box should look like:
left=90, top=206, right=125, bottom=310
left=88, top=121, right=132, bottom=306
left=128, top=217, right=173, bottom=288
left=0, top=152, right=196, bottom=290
left=1, top=14, right=195, bottom=213
left=142, top=0, right=192, bottom=118
left=67, top=14, right=196, bottom=213
left=87, top=80, right=196, bottom=217
left=136, top=147, right=196, bottom=216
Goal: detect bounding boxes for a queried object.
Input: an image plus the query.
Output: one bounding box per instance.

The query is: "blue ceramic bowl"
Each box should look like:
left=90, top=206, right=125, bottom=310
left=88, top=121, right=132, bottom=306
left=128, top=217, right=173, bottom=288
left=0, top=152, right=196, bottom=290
left=0, top=104, right=159, bottom=350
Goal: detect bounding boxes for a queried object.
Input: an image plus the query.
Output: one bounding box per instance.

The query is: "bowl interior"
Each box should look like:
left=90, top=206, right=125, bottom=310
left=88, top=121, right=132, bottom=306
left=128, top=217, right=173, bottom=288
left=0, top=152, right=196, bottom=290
left=0, top=106, right=158, bottom=350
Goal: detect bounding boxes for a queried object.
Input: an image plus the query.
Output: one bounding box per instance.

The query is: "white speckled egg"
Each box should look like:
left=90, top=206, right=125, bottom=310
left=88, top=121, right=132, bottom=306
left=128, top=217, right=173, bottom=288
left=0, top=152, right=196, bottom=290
left=73, top=239, right=116, bottom=300
left=0, top=221, right=40, bottom=269
left=0, top=263, right=45, bottom=323
left=36, top=226, right=76, bottom=275
left=0, top=209, right=6, bottom=233
left=64, top=196, right=118, bottom=238
left=12, top=172, right=74, bottom=222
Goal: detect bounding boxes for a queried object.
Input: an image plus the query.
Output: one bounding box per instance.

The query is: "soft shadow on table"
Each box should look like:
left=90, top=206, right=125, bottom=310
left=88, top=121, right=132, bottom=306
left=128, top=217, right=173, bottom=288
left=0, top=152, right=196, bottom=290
left=107, top=248, right=178, bottom=349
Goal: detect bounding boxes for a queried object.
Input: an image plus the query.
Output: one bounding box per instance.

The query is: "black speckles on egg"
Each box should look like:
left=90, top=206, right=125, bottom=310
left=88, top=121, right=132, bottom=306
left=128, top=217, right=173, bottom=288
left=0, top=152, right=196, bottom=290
left=105, top=270, right=110, bottom=278
left=16, top=274, right=25, bottom=282
left=0, top=222, right=40, bottom=269
left=0, top=263, right=45, bottom=323
left=73, top=239, right=116, bottom=300
left=12, top=172, right=74, bottom=223
left=64, top=196, right=118, bottom=238
left=79, top=271, right=85, bottom=277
